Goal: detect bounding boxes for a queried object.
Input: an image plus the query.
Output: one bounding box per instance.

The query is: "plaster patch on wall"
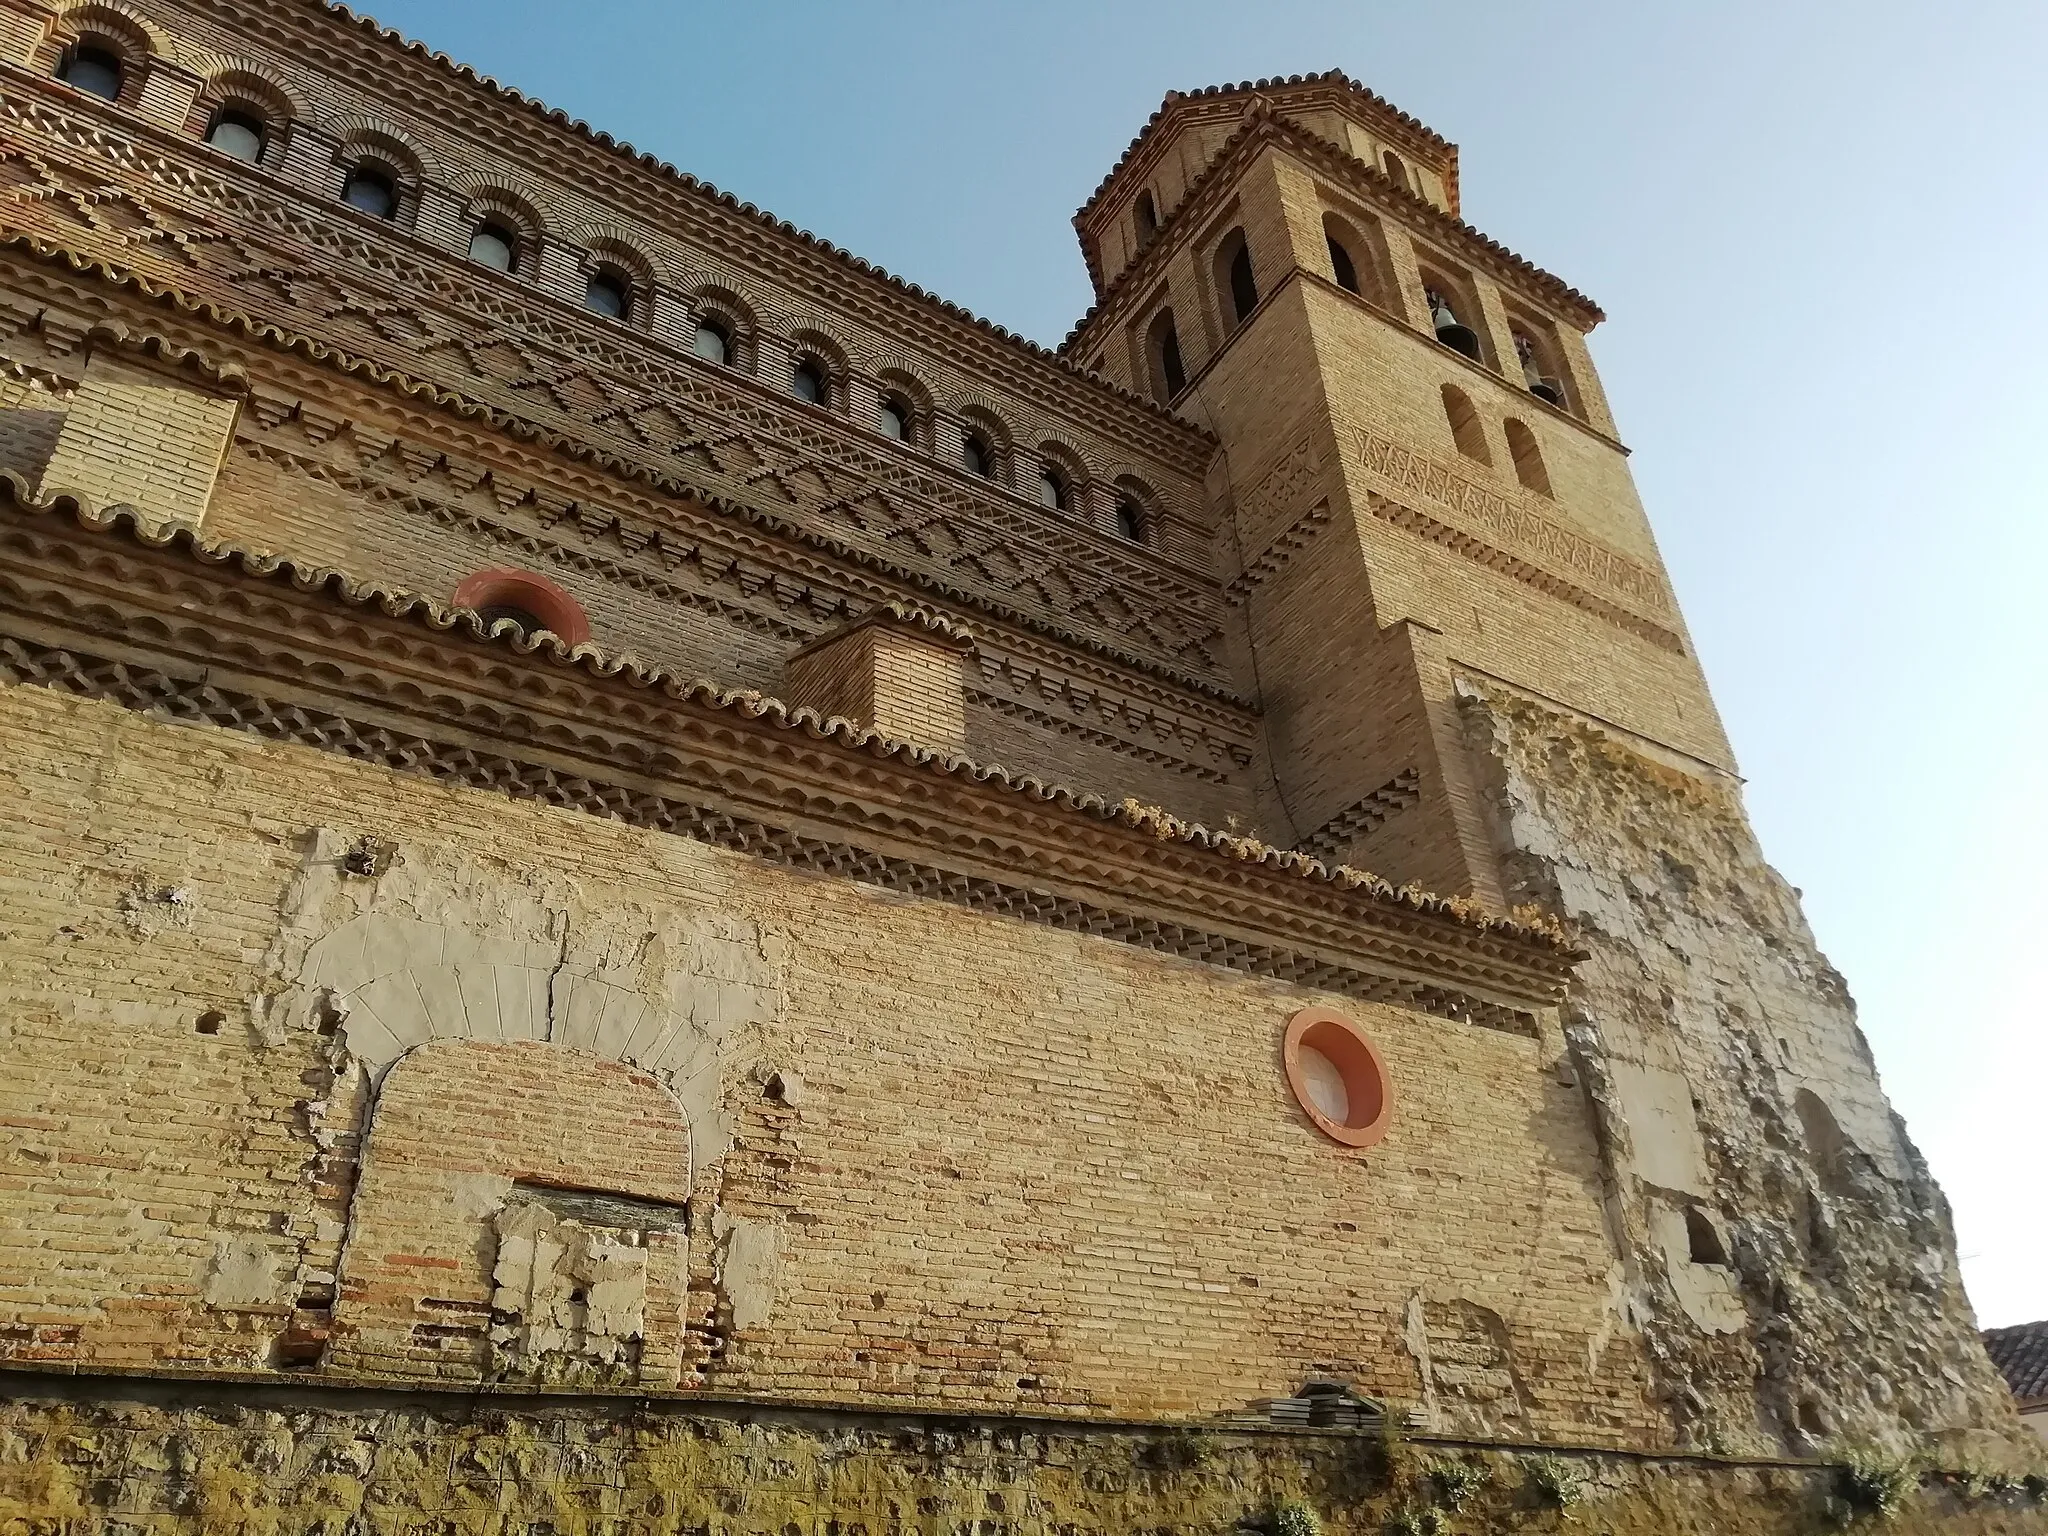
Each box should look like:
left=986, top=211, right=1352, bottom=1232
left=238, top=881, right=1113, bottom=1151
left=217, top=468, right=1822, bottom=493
left=201, top=1234, right=285, bottom=1310
left=713, top=1210, right=783, bottom=1335
left=251, top=829, right=785, bottom=1163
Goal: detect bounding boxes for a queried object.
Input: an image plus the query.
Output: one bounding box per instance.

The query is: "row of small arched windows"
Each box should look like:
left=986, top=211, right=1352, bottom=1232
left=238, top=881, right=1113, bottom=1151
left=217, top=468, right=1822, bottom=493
left=50, top=31, right=1163, bottom=547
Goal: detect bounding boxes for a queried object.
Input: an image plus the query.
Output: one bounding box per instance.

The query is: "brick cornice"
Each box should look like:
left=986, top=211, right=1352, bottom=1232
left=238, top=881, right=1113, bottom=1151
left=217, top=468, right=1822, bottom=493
left=126, top=0, right=1221, bottom=464
left=0, top=238, right=1254, bottom=711
left=0, top=483, right=1580, bottom=1028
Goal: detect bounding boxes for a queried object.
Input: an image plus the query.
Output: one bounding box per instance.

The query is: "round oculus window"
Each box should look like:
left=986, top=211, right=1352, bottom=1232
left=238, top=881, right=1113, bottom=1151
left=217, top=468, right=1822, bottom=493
left=1283, top=1006, right=1392, bottom=1147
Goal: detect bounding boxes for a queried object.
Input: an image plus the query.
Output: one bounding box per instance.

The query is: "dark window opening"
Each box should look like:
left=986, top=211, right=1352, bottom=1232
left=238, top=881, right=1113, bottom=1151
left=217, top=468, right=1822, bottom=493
left=204, top=108, right=265, bottom=163
left=1685, top=1207, right=1729, bottom=1267
left=960, top=432, right=994, bottom=479
left=877, top=396, right=909, bottom=441
left=1382, top=149, right=1409, bottom=190
left=694, top=318, right=731, bottom=365
left=791, top=359, right=826, bottom=406
left=1227, top=243, right=1258, bottom=324
left=57, top=44, right=123, bottom=101
left=584, top=268, right=629, bottom=321
left=1134, top=189, right=1159, bottom=246
left=1115, top=496, right=1147, bottom=543
left=1038, top=467, right=1068, bottom=512
left=476, top=603, right=548, bottom=636
left=1146, top=308, right=1186, bottom=403
left=1328, top=235, right=1360, bottom=294
left=468, top=220, right=517, bottom=273
left=340, top=166, right=397, bottom=221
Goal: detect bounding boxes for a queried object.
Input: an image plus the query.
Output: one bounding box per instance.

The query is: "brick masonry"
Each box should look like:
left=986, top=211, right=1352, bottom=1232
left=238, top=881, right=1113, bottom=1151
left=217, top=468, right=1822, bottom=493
left=0, top=0, right=2037, bottom=1522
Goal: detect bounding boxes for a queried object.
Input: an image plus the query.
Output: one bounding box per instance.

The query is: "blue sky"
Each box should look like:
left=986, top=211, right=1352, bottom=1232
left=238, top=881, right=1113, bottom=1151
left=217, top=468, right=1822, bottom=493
left=357, top=0, right=2048, bottom=1327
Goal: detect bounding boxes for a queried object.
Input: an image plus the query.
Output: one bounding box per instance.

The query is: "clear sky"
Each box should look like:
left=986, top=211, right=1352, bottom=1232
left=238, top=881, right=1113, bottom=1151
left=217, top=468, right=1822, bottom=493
left=354, top=0, right=2047, bottom=1326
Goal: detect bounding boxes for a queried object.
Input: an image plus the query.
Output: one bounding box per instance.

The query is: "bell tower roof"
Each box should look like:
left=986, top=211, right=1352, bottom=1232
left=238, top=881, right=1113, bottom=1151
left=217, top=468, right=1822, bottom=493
left=1073, top=71, right=1460, bottom=298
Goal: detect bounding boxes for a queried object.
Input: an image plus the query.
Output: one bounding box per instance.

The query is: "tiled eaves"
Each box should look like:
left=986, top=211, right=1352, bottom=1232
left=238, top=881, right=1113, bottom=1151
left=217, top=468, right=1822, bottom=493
left=1074, top=71, right=1456, bottom=232
left=1060, top=109, right=1602, bottom=358
left=257, top=0, right=1217, bottom=452
left=1983, top=1323, right=2048, bottom=1405
left=0, top=235, right=1255, bottom=711
left=0, top=479, right=1578, bottom=972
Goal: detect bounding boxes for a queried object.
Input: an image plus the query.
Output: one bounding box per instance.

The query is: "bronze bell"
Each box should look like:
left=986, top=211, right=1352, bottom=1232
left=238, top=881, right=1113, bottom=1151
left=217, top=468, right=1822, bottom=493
left=1530, top=377, right=1565, bottom=407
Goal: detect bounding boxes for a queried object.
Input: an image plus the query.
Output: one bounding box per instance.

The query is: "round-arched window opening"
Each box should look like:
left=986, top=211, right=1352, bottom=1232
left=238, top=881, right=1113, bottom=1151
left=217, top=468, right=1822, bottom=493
left=451, top=568, right=592, bottom=648
left=204, top=107, right=265, bottom=163
left=1114, top=495, right=1147, bottom=544
left=876, top=395, right=909, bottom=441
left=1038, top=466, right=1069, bottom=512
left=57, top=43, right=123, bottom=101
left=1283, top=1006, right=1393, bottom=1148
left=791, top=358, right=826, bottom=406
left=693, top=318, right=731, bottom=365
left=340, top=165, right=397, bottom=221
left=468, top=220, right=517, bottom=273
left=584, top=268, right=629, bottom=321
left=960, top=431, right=994, bottom=480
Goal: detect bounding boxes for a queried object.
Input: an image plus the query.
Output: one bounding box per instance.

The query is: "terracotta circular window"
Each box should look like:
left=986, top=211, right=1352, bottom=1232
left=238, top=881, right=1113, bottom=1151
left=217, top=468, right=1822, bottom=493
left=451, top=568, right=591, bottom=647
left=1283, top=1006, right=1393, bottom=1148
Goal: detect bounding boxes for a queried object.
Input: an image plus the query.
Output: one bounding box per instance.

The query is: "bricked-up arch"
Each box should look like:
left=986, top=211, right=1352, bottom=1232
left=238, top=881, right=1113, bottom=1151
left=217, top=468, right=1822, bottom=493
left=327, top=1040, right=694, bottom=1385
left=452, top=567, right=591, bottom=645
left=1505, top=418, right=1550, bottom=496
left=1441, top=384, right=1490, bottom=465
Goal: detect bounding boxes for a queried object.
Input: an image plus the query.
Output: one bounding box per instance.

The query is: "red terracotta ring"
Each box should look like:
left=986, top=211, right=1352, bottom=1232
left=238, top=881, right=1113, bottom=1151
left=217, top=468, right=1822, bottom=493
left=452, top=567, right=592, bottom=647
left=1283, top=1005, right=1393, bottom=1148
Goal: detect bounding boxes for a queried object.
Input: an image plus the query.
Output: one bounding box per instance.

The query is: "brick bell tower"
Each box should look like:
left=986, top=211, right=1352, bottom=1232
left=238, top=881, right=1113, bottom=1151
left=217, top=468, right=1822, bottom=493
left=1069, top=76, right=2020, bottom=1457
left=1064, top=75, right=1727, bottom=904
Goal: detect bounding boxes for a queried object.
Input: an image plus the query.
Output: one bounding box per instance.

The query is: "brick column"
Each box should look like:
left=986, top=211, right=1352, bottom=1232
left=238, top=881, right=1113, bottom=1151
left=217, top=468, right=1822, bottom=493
left=534, top=236, right=584, bottom=304
left=649, top=288, right=693, bottom=352
left=0, top=0, right=51, bottom=65
left=413, top=184, right=468, bottom=256
left=38, top=348, right=241, bottom=531
left=279, top=124, right=341, bottom=199
left=783, top=606, right=975, bottom=752
left=134, top=58, right=200, bottom=131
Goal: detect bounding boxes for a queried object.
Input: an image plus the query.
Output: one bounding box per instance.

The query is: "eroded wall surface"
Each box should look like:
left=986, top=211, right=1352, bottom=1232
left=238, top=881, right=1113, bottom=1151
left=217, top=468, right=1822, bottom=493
left=1459, top=682, right=2024, bottom=1463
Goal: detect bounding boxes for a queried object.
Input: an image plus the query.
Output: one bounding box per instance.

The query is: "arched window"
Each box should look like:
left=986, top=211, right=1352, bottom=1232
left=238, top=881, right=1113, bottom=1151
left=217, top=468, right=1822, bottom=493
left=877, top=395, right=910, bottom=441
left=1441, top=385, right=1490, bottom=464
left=1145, top=307, right=1186, bottom=403
left=467, top=219, right=517, bottom=273
left=1114, top=495, right=1148, bottom=544
left=1382, top=149, right=1410, bottom=191
left=584, top=267, right=630, bottom=321
left=340, top=164, right=398, bottom=221
left=791, top=358, right=827, bottom=406
left=451, top=568, right=592, bottom=647
left=203, top=107, right=265, bottom=163
left=1038, top=466, right=1069, bottom=512
left=960, top=431, right=995, bottom=480
left=1505, top=418, right=1550, bottom=496
left=1327, top=233, right=1360, bottom=295
left=1215, top=228, right=1258, bottom=327
left=56, top=42, right=124, bottom=101
left=1134, top=189, right=1159, bottom=247
left=694, top=317, right=732, bottom=365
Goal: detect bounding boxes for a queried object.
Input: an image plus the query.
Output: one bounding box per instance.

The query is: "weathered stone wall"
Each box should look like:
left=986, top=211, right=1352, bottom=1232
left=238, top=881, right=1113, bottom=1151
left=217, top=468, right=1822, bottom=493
left=1458, top=681, right=2029, bottom=1464
left=3, top=1377, right=2046, bottom=1536
left=0, top=678, right=1647, bottom=1438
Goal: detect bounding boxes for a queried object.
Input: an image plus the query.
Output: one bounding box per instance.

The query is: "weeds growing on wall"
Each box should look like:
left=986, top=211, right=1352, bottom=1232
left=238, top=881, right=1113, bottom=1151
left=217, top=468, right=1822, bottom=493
left=1423, top=1455, right=1490, bottom=1510
left=1526, top=1453, right=1587, bottom=1508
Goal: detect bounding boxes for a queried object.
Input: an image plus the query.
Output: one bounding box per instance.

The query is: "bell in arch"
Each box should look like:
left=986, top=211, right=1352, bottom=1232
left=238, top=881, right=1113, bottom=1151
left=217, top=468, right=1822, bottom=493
left=1427, top=288, right=1482, bottom=363
left=1517, top=333, right=1567, bottom=407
